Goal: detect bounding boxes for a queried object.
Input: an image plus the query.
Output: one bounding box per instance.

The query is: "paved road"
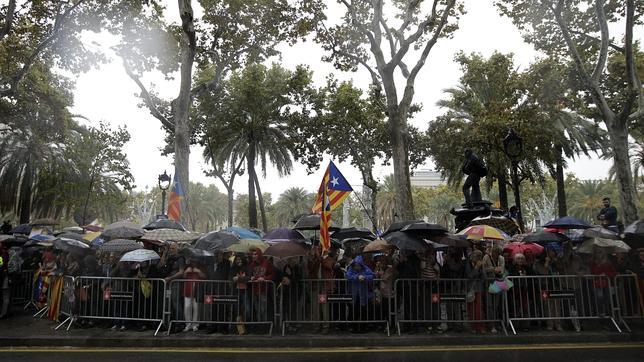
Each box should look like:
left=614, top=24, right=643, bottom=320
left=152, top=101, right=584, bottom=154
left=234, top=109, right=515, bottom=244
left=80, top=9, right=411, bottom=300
left=2, top=343, right=643, bottom=362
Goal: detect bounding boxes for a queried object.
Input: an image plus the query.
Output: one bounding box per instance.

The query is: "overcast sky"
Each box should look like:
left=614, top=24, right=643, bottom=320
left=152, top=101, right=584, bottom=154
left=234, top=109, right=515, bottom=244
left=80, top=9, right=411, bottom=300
left=70, top=0, right=616, bottom=198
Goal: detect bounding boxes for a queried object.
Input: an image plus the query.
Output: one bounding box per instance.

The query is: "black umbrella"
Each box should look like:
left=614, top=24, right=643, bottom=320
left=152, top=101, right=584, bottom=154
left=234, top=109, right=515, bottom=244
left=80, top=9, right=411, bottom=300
left=400, top=222, right=448, bottom=238
left=54, top=237, right=91, bottom=254
left=0, top=234, right=28, bottom=247
left=263, top=227, right=307, bottom=241
left=101, top=226, right=145, bottom=240
left=180, top=247, right=214, bottom=262
left=426, top=240, right=450, bottom=251
left=381, top=220, right=424, bottom=237
left=522, top=231, right=569, bottom=245
left=143, top=219, right=187, bottom=231
left=292, top=214, right=340, bottom=231
left=9, top=223, right=32, bottom=235
left=383, top=231, right=427, bottom=252
left=624, top=220, right=644, bottom=249
left=543, top=216, right=592, bottom=229
left=428, top=234, right=472, bottom=248
left=194, top=231, right=240, bottom=251
left=331, top=227, right=376, bottom=241
left=341, top=237, right=371, bottom=255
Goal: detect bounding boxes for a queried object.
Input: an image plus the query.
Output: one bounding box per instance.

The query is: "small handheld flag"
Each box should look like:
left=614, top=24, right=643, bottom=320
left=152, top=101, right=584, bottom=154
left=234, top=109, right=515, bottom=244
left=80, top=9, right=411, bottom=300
left=167, top=174, right=184, bottom=221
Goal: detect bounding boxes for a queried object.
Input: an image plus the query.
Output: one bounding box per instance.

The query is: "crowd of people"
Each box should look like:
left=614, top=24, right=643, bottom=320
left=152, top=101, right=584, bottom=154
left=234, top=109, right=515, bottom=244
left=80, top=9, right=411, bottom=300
left=1, top=232, right=642, bottom=335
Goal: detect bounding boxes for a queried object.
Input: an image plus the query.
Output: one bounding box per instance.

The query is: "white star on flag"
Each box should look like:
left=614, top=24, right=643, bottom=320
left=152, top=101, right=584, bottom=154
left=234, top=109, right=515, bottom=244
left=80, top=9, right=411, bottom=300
left=330, top=177, right=339, bottom=187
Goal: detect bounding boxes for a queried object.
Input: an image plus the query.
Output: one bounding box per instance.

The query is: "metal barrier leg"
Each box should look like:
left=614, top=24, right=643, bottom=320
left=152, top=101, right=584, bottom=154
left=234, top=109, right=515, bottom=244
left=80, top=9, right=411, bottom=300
left=166, top=321, right=173, bottom=336
left=609, top=317, right=622, bottom=333
left=155, top=321, right=163, bottom=336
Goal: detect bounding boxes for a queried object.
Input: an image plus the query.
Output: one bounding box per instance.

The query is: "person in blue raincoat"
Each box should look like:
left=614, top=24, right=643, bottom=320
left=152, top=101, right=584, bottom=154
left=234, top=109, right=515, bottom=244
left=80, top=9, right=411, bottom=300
left=346, top=255, right=374, bottom=333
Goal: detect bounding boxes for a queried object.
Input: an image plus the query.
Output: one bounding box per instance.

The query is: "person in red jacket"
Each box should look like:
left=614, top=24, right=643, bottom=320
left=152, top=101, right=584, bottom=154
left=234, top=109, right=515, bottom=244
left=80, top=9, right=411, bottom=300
left=589, top=247, right=617, bottom=317
left=249, top=247, right=275, bottom=323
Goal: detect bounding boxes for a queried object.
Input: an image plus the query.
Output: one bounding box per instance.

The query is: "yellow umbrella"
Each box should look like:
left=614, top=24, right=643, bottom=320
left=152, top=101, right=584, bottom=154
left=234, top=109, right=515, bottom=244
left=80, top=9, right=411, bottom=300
left=458, top=225, right=509, bottom=241
left=225, top=238, right=269, bottom=253
left=83, top=231, right=102, bottom=241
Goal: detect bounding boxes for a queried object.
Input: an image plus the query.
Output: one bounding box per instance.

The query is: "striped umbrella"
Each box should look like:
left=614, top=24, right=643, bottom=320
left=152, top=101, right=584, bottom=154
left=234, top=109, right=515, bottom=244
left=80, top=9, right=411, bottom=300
left=141, top=228, right=201, bottom=242
left=457, top=225, right=509, bottom=241
left=468, top=215, right=519, bottom=236
left=99, top=239, right=143, bottom=253
left=104, top=220, right=140, bottom=230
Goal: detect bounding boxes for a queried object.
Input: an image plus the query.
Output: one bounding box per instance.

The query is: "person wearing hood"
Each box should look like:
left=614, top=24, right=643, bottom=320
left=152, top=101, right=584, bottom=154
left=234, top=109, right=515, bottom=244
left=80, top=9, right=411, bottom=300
left=346, top=255, right=374, bottom=333
left=249, top=247, right=275, bottom=324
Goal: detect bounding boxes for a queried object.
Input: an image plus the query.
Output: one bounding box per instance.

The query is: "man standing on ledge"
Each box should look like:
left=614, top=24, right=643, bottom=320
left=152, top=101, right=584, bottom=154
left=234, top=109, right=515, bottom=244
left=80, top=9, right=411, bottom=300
left=462, top=148, right=487, bottom=208
left=597, top=197, right=619, bottom=233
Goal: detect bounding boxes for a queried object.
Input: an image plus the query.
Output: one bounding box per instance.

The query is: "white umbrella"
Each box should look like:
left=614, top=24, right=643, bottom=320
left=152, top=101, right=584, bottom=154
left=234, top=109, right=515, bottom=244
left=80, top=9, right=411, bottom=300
left=120, top=249, right=160, bottom=263
left=577, top=237, right=631, bottom=254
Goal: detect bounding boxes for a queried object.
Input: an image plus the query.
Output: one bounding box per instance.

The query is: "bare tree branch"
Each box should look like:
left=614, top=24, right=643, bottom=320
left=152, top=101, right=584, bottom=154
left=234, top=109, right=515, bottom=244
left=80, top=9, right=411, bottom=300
left=389, top=0, right=440, bottom=71
left=122, top=59, right=174, bottom=129
left=379, top=15, right=410, bottom=78
left=569, top=29, right=624, bottom=53
left=339, top=0, right=386, bottom=70
left=551, top=0, right=614, bottom=123
left=623, top=0, right=644, bottom=122
left=396, top=0, right=422, bottom=36
left=400, top=0, right=456, bottom=108
left=591, top=0, right=609, bottom=83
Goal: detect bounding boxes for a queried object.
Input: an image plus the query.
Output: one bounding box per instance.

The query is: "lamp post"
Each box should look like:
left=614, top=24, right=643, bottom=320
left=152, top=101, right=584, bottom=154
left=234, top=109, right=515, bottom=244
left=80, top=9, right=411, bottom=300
left=158, top=170, right=171, bottom=217
left=503, top=128, right=524, bottom=232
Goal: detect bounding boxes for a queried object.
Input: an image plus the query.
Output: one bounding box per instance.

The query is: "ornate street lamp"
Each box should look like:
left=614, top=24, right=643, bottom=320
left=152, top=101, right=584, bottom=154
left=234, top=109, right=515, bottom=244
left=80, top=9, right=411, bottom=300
left=158, top=170, right=172, bottom=216
left=503, top=129, right=524, bottom=231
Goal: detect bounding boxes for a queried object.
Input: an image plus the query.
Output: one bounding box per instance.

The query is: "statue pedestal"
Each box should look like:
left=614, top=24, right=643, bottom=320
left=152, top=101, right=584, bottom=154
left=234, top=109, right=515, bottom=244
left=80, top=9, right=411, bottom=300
left=450, top=201, right=504, bottom=232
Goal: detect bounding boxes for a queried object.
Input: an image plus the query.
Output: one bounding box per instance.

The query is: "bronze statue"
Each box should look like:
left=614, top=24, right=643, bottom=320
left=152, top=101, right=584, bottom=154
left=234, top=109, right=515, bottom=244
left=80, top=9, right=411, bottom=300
left=462, top=148, right=487, bottom=207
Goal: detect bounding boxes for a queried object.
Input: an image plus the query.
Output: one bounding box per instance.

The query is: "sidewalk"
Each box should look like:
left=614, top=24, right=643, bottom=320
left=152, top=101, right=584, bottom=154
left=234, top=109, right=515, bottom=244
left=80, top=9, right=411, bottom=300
left=2, top=311, right=643, bottom=348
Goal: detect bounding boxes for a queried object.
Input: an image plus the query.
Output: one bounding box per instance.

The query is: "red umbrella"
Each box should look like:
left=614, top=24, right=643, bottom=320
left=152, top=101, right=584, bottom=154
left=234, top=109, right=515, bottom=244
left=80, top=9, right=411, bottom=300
left=503, top=242, right=544, bottom=257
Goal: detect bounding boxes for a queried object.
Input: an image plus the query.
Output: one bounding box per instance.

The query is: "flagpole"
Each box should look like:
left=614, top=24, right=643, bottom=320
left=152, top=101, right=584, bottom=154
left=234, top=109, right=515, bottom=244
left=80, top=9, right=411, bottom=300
left=352, top=191, right=378, bottom=232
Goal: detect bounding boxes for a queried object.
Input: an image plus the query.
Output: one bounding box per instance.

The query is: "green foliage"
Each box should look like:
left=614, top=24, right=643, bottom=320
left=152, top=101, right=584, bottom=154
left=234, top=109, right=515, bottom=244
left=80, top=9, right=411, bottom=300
left=271, top=187, right=315, bottom=227
left=196, top=62, right=317, bottom=227
left=429, top=52, right=550, bottom=189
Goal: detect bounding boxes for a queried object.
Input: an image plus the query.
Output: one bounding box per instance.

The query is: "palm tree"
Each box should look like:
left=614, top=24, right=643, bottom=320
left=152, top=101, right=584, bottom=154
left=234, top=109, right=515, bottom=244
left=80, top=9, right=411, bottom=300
left=568, top=180, right=607, bottom=224
left=273, top=187, right=314, bottom=227
left=0, top=124, right=73, bottom=223
left=203, top=63, right=311, bottom=231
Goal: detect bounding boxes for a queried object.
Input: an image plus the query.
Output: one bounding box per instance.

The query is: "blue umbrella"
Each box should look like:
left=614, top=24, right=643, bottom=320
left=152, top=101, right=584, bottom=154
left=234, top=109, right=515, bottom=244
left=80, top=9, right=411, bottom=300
left=29, top=234, right=57, bottom=242
left=225, top=226, right=261, bottom=240
left=10, top=223, right=32, bottom=235
left=543, top=216, right=592, bottom=230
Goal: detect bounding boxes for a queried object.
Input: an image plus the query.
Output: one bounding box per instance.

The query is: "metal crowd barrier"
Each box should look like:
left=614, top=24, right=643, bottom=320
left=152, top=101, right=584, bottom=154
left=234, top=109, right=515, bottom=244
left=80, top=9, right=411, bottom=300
left=74, top=276, right=166, bottom=335
left=394, top=278, right=506, bottom=335
left=167, top=279, right=277, bottom=335
left=280, top=279, right=390, bottom=336
left=505, top=275, right=621, bottom=334
left=9, top=270, right=34, bottom=306
left=55, top=276, right=77, bottom=330
left=614, top=274, right=643, bottom=332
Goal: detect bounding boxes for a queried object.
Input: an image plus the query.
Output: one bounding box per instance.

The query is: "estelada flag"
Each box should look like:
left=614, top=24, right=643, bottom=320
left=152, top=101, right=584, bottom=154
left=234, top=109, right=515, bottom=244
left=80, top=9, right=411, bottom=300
left=313, top=161, right=352, bottom=251
left=167, top=174, right=184, bottom=221
left=312, top=161, right=353, bottom=213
